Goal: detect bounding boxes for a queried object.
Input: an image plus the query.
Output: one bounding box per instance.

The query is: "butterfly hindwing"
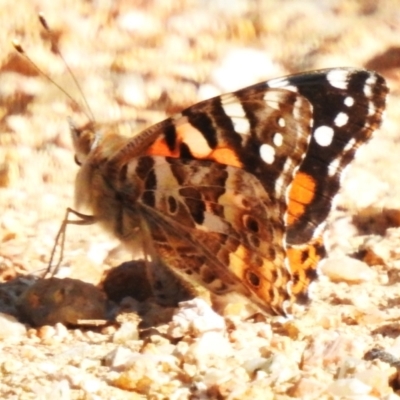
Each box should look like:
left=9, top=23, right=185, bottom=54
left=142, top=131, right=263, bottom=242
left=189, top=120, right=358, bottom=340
left=120, top=155, right=292, bottom=314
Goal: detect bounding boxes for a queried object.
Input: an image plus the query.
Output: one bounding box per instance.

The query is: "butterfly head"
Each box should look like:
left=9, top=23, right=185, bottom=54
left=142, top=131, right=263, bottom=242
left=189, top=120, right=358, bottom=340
left=69, top=119, right=133, bottom=168
left=69, top=119, right=97, bottom=166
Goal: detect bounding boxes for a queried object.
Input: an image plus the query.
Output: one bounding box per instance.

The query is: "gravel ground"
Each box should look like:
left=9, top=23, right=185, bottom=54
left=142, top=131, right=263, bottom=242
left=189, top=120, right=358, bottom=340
left=1, top=0, right=400, bottom=398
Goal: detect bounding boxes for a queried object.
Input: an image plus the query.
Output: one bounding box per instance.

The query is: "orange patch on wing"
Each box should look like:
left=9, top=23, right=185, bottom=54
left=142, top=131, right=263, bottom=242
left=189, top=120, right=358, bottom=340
left=146, top=122, right=214, bottom=159
left=145, top=120, right=243, bottom=167
left=286, top=237, right=323, bottom=297
left=228, top=244, right=247, bottom=280
left=145, top=137, right=180, bottom=158
left=287, top=172, right=316, bottom=226
left=209, top=147, right=243, bottom=168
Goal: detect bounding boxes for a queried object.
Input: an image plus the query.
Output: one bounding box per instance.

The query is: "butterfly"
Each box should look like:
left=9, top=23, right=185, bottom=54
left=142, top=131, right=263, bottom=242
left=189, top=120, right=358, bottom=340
left=53, top=68, right=387, bottom=316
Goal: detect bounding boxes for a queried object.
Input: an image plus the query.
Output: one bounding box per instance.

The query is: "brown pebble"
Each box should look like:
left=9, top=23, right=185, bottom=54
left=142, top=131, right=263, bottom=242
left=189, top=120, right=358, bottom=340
left=17, top=277, right=114, bottom=327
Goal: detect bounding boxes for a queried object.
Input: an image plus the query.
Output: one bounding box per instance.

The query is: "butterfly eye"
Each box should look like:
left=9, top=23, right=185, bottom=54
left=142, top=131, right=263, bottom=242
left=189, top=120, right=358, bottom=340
left=72, top=126, right=82, bottom=139
left=68, top=117, right=82, bottom=139
left=74, top=154, right=82, bottom=166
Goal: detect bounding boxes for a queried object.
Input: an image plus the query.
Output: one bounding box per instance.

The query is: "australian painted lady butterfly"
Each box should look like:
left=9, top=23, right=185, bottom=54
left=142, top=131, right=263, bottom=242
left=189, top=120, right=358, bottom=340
left=57, top=68, right=387, bottom=315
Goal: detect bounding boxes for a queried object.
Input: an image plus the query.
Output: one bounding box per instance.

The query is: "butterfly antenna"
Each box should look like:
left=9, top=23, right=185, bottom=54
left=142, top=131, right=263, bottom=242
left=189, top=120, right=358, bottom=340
left=12, top=13, right=95, bottom=122
left=38, top=13, right=95, bottom=122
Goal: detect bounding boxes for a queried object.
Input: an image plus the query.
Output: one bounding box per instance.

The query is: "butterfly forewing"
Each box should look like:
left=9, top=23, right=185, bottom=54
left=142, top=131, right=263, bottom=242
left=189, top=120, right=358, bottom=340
left=142, top=86, right=312, bottom=199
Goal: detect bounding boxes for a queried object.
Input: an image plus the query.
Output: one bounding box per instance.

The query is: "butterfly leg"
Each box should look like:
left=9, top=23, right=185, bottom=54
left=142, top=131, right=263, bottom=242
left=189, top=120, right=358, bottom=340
left=44, top=207, right=97, bottom=278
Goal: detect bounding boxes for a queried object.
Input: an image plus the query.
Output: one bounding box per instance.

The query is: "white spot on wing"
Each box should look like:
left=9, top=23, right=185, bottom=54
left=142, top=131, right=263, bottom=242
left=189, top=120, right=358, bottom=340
left=260, top=143, right=275, bottom=164
left=344, top=96, right=354, bottom=107
left=327, top=157, right=341, bottom=177
left=327, top=69, right=350, bottom=89
left=367, top=103, right=376, bottom=116
left=366, top=74, right=377, bottom=87
left=263, top=91, right=286, bottom=109
left=293, top=97, right=306, bottom=122
left=275, top=158, right=293, bottom=195
left=278, top=117, right=285, bottom=127
left=334, top=112, right=349, bottom=127
left=343, top=137, right=356, bottom=152
left=221, top=95, right=251, bottom=135
left=199, top=212, right=229, bottom=233
left=364, top=84, right=372, bottom=97
left=314, top=125, right=334, bottom=147
left=273, top=133, right=284, bottom=147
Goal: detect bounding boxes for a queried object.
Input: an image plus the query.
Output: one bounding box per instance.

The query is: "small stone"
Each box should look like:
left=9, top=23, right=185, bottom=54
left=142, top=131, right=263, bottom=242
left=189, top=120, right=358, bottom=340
left=112, top=321, right=140, bottom=343
left=168, top=298, right=226, bottom=338
left=112, top=354, right=179, bottom=393
left=104, top=346, right=136, bottom=369
left=17, top=277, right=112, bottom=327
left=37, top=325, right=56, bottom=340
left=263, top=354, right=300, bottom=384
left=102, top=260, right=153, bottom=303
left=327, top=378, right=371, bottom=396
left=1, top=359, right=23, bottom=374
left=59, top=365, right=85, bottom=387
left=302, top=332, right=365, bottom=370
left=49, top=380, right=71, bottom=400
left=54, top=322, right=69, bottom=339
left=242, top=357, right=269, bottom=374
left=0, top=312, right=26, bottom=341
left=355, top=370, right=393, bottom=397
left=81, top=377, right=101, bottom=393
left=37, top=361, right=58, bottom=374
left=186, top=331, right=233, bottom=364
left=321, top=256, right=376, bottom=284
left=289, top=377, right=326, bottom=398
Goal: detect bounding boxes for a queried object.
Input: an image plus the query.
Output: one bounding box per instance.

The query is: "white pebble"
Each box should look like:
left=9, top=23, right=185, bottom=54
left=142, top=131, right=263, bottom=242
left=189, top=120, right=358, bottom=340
left=105, top=346, right=136, bottom=369
left=81, top=378, right=101, bottom=393
left=187, top=331, right=233, bottom=361
left=328, top=378, right=371, bottom=396
left=168, top=298, right=226, bottom=338
left=242, top=357, right=269, bottom=374
left=0, top=313, right=26, bottom=342
left=112, top=321, right=139, bottom=343
left=321, top=257, right=376, bottom=284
